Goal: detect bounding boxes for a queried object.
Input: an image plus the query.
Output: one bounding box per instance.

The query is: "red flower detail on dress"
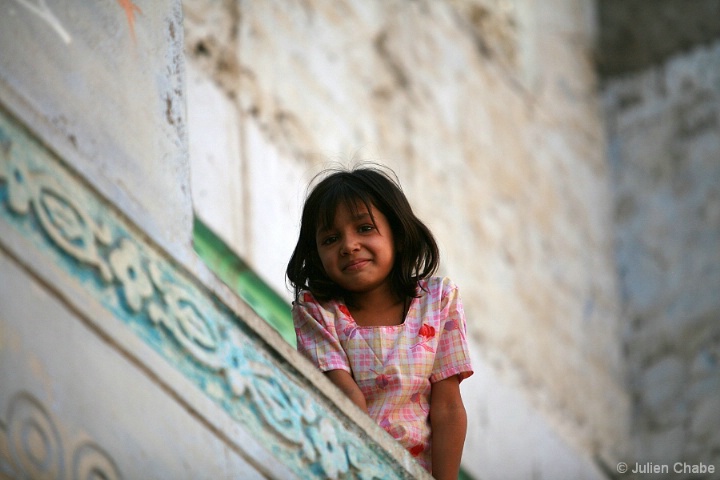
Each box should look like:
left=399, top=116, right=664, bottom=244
left=370, top=369, right=390, bottom=389
left=338, top=304, right=352, bottom=318
left=408, top=444, right=424, bottom=456
left=303, top=292, right=314, bottom=303
left=418, top=324, right=435, bottom=339
left=411, top=324, right=436, bottom=353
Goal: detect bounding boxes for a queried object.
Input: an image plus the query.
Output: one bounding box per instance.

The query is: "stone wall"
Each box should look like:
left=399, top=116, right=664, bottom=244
left=184, top=0, right=630, bottom=474
left=602, top=40, right=720, bottom=473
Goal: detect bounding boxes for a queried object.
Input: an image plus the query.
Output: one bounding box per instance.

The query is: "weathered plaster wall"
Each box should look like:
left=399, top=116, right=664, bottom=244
left=603, top=40, right=720, bottom=470
left=185, top=0, right=629, bottom=473
left=0, top=0, right=193, bottom=261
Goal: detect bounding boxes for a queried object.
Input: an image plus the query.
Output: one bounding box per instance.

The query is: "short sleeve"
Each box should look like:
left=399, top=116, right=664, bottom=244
left=430, top=280, right=474, bottom=384
left=292, top=292, right=351, bottom=374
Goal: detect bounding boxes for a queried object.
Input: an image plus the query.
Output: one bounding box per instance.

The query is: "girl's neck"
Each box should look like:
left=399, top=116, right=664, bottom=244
left=344, top=279, right=394, bottom=308
left=345, top=287, right=408, bottom=327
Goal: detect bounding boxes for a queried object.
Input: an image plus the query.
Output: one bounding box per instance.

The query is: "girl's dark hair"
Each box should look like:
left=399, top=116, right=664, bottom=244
left=286, top=165, right=439, bottom=302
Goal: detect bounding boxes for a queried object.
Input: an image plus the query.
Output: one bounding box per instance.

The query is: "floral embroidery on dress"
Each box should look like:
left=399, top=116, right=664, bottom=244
left=418, top=324, right=435, bottom=339
left=412, top=324, right=436, bottom=352
left=411, top=392, right=429, bottom=414
left=408, top=444, right=425, bottom=457
left=371, top=369, right=390, bottom=389
left=343, top=324, right=358, bottom=339
left=338, top=304, right=352, bottom=318
left=444, top=319, right=459, bottom=331
left=338, top=305, right=358, bottom=338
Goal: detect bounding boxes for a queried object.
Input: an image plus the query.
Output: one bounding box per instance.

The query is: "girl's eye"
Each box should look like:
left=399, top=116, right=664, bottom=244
left=320, top=235, right=338, bottom=246
left=359, top=224, right=375, bottom=233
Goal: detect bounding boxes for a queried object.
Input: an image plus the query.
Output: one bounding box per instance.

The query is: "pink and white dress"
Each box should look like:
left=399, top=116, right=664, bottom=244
left=292, top=276, right=473, bottom=471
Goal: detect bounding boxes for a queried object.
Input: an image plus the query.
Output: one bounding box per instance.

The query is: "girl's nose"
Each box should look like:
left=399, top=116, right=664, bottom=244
left=340, top=234, right=360, bottom=255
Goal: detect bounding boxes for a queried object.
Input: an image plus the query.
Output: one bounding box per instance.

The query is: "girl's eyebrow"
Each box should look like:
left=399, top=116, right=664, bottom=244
left=315, top=212, right=372, bottom=235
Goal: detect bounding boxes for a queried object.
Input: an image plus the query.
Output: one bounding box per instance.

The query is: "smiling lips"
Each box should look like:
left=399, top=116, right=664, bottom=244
left=343, top=259, right=370, bottom=272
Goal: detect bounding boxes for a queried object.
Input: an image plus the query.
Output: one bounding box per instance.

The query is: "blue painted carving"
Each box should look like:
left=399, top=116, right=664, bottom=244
left=0, top=110, right=405, bottom=479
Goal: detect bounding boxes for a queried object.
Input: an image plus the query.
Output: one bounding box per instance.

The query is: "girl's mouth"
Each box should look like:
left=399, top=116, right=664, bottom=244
left=344, top=259, right=370, bottom=272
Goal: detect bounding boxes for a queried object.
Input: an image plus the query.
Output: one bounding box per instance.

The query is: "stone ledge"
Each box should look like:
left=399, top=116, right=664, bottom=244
left=0, top=106, right=430, bottom=479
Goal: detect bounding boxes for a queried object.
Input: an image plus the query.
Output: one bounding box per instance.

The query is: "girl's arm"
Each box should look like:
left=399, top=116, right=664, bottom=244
left=325, top=369, right=368, bottom=413
left=430, top=375, right=467, bottom=480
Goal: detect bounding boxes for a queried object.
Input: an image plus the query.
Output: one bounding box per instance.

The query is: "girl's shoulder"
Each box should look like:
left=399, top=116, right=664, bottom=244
left=418, top=276, right=458, bottom=299
left=294, top=290, right=329, bottom=310
left=293, top=290, right=344, bottom=320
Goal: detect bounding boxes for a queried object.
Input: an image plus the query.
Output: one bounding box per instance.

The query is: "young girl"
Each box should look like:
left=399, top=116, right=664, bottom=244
left=286, top=166, right=473, bottom=479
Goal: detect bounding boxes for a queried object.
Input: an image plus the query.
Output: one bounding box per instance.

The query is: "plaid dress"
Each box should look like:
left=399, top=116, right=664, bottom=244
left=293, top=276, right=473, bottom=471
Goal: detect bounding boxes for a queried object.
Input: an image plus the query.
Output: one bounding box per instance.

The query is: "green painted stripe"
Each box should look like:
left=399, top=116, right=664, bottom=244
left=192, top=218, right=297, bottom=348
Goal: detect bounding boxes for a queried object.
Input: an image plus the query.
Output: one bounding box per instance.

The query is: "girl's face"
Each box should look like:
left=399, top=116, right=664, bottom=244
left=315, top=201, right=396, bottom=298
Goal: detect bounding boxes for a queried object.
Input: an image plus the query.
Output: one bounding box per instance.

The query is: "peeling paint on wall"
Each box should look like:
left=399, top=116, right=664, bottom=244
left=116, top=0, right=143, bottom=42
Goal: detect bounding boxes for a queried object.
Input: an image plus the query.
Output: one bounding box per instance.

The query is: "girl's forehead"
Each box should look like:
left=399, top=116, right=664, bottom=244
left=316, top=197, right=376, bottom=231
